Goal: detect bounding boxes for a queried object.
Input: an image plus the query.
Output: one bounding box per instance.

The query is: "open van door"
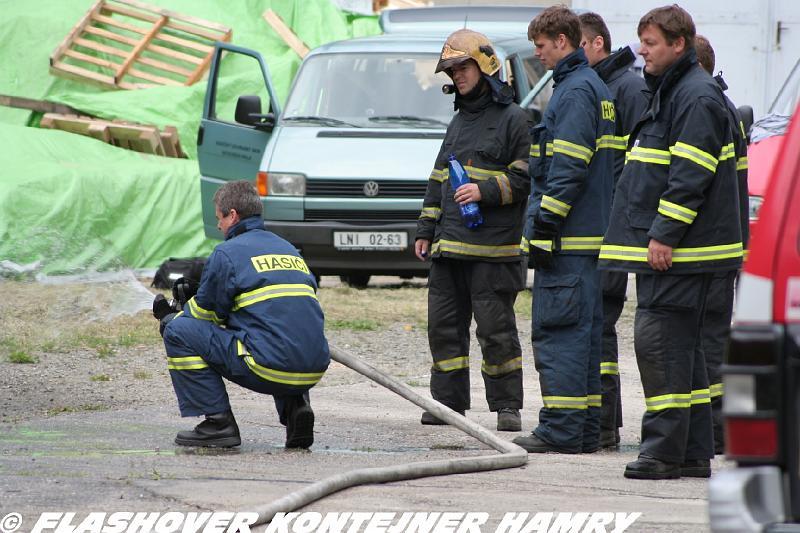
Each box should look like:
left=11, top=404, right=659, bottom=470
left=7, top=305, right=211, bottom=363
left=197, top=42, right=281, bottom=239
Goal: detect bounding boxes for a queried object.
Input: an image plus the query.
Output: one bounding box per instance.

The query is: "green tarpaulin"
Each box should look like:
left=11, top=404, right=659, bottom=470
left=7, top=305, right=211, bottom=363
left=0, top=0, right=380, bottom=274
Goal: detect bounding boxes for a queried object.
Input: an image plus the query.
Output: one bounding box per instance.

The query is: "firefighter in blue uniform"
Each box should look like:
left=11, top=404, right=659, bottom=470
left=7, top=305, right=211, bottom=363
left=153, top=180, right=330, bottom=449
left=598, top=7, right=743, bottom=479
left=513, top=5, right=616, bottom=454
left=415, top=29, right=531, bottom=432
left=578, top=12, right=651, bottom=449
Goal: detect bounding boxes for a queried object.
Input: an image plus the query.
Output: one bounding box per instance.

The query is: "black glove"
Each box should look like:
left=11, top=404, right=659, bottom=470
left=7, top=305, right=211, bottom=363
left=528, top=219, right=559, bottom=271
left=172, top=277, right=199, bottom=308
left=159, top=312, right=178, bottom=337
left=152, top=293, right=178, bottom=320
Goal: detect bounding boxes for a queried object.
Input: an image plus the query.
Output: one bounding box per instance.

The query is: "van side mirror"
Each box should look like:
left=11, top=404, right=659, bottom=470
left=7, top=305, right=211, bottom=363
left=738, top=105, right=754, bottom=143
left=235, top=95, right=275, bottom=131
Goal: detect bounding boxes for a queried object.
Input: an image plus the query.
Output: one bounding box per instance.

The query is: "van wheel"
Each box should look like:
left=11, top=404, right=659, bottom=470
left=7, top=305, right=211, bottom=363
left=340, top=274, right=370, bottom=289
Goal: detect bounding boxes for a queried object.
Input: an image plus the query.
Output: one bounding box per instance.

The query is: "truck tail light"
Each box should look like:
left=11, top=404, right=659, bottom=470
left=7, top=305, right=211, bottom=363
left=725, top=418, right=778, bottom=459
left=256, top=172, right=268, bottom=196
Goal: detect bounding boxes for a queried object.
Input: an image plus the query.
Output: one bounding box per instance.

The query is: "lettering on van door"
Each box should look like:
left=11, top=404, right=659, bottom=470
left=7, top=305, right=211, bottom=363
left=215, top=140, right=262, bottom=160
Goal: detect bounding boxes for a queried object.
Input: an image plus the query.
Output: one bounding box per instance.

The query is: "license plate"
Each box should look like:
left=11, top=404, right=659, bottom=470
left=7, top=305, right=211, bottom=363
left=333, top=231, right=408, bottom=251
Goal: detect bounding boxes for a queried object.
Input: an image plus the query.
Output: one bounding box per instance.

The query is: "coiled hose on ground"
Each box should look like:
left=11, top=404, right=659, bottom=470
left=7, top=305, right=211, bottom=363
left=248, top=345, right=529, bottom=526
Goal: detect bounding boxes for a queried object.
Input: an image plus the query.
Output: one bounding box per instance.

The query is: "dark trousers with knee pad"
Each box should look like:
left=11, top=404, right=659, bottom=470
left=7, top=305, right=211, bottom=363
left=532, top=255, right=603, bottom=453
left=634, top=273, right=714, bottom=463
left=600, top=270, right=627, bottom=436
left=427, top=258, right=524, bottom=412
left=701, top=270, right=737, bottom=453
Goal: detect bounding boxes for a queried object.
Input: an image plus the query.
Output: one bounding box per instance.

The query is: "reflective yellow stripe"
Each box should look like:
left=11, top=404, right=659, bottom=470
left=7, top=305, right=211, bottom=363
left=658, top=198, right=698, bottom=225
left=432, top=240, right=520, bottom=258
left=710, top=382, right=724, bottom=398
left=188, top=297, right=222, bottom=324
left=561, top=236, right=603, bottom=251
left=531, top=142, right=554, bottom=157
left=553, top=139, right=593, bottom=164
left=596, top=135, right=627, bottom=151
left=691, top=388, right=711, bottom=405
left=541, top=194, right=571, bottom=217
left=645, top=393, right=691, bottom=411
left=242, top=356, right=325, bottom=385
left=167, top=356, right=209, bottom=371
left=520, top=236, right=529, bottom=253
left=495, top=174, right=513, bottom=205
left=543, top=396, right=588, bottom=410
left=670, top=141, right=719, bottom=172
left=737, top=156, right=748, bottom=171
left=419, top=206, right=441, bottom=220
left=429, top=168, right=446, bottom=182
left=482, top=356, right=522, bottom=376
left=599, top=242, right=743, bottom=262
left=587, top=394, right=602, bottom=408
left=718, top=143, right=736, bottom=161
left=464, top=165, right=504, bottom=181
left=600, top=362, right=619, bottom=375
left=233, top=283, right=317, bottom=311
left=530, top=144, right=540, bottom=158
left=627, top=146, right=671, bottom=165
left=433, top=356, right=469, bottom=372
left=531, top=239, right=552, bottom=252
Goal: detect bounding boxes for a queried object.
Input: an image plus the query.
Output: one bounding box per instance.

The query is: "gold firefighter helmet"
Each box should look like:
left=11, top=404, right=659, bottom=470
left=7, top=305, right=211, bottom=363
left=435, top=29, right=501, bottom=76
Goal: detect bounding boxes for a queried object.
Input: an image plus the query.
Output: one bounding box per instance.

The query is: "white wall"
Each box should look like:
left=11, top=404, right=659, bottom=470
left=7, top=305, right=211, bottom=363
left=572, top=0, right=800, bottom=118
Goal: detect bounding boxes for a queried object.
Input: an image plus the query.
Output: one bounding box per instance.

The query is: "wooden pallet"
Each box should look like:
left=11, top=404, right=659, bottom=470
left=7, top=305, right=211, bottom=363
left=40, top=113, right=185, bottom=158
left=50, top=0, right=232, bottom=90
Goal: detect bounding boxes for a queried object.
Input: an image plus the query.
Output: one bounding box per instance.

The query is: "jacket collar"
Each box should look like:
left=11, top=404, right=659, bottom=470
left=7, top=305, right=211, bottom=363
left=553, top=48, right=588, bottom=84
left=643, top=47, right=697, bottom=120
left=225, top=215, right=263, bottom=240
left=592, top=46, right=636, bottom=84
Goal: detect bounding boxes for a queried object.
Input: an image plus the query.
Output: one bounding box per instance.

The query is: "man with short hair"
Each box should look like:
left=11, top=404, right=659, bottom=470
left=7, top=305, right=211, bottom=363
left=513, top=6, right=615, bottom=454
left=694, top=34, right=750, bottom=455
left=153, top=180, right=330, bottom=449
left=578, top=11, right=650, bottom=450
left=599, top=6, right=744, bottom=479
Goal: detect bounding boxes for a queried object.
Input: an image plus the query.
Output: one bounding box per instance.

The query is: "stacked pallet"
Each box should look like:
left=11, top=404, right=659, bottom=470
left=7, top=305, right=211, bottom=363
left=40, top=113, right=185, bottom=158
left=49, top=0, right=232, bottom=90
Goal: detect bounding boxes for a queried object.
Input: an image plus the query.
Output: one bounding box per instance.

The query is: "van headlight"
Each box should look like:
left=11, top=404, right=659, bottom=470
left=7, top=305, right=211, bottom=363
left=748, top=195, right=763, bottom=221
left=268, top=173, right=306, bottom=196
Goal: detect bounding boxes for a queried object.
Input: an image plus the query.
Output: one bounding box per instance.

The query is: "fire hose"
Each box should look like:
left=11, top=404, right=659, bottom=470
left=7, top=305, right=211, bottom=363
left=248, top=344, right=529, bottom=526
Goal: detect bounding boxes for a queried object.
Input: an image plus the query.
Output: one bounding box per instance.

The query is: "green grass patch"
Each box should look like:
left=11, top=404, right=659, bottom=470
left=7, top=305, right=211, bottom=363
left=133, top=371, right=151, bottom=380
left=46, top=404, right=107, bottom=416
left=90, top=374, right=111, bottom=382
left=8, top=350, right=37, bottom=364
left=514, top=289, right=532, bottom=320
left=326, top=318, right=380, bottom=331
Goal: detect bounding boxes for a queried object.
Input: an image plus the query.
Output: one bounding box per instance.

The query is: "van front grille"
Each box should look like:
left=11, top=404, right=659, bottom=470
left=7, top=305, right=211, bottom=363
left=304, top=209, right=419, bottom=223
left=305, top=179, right=427, bottom=198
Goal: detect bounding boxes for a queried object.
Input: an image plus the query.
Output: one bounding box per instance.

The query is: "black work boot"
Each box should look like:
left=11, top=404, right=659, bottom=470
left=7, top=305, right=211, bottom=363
left=512, top=433, right=578, bottom=454
left=420, top=409, right=465, bottom=425
left=624, top=455, right=680, bottom=480
left=680, top=459, right=711, bottom=478
left=496, top=408, right=522, bottom=432
left=285, top=397, right=315, bottom=449
left=600, top=429, right=620, bottom=449
left=175, top=410, right=241, bottom=448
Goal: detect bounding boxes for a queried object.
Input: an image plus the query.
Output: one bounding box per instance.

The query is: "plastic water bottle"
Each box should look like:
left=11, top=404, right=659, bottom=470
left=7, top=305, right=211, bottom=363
left=448, top=154, right=483, bottom=229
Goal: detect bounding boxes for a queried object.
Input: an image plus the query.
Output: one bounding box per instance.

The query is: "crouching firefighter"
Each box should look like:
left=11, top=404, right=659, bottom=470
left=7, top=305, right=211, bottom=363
left=152, top=180, right=330, bottom=448
left=415, top=29, right=532, bottom=431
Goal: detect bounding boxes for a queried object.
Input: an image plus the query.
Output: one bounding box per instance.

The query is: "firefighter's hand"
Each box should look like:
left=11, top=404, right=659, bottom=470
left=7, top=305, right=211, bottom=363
left=415, top=239, right=430, bottom=261
left=648, top=238, right=673, bottom=271
left=172, top=277, right=199, bottom=307
left=152, top=294, right=177, bottom=320
left=454, top=183, right=481, bottom=205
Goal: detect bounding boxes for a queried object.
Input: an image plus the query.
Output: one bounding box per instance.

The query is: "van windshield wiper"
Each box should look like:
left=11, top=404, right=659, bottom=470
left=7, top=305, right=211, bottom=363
left=368, top=115, right=449, bottom=127
left=282, top=115, right=360, bottom=127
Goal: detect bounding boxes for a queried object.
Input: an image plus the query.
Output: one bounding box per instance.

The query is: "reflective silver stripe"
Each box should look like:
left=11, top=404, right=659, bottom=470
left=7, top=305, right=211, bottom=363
left=599, top=245, right=649, bottom=262
left=432, top=240, right=520, bottom=258
left=482, top=356, right=522, bottom=376
left=419, top=206, right=441, bottom=220
left=464, top=165, right=504, bottom=182
left=541, top=194, right=571, bottom=217
left=242, top=356, right=325, bottom=386
left=627, top=146, right=671, bottom=165
left=429, top=168, right=446, bottom=182
left=587, top=394, right=602, bottom=408
left=691, top=388, right=711, bottom=405
left=495, top=174, right=513, bottom=205
left=530, top=239, right=552, bottom=252
left=188, top=297, right=222, bottom=324
left=233, top=283, right=317, bottom=311
left=670, top=142, right=718, bottom=172
left=520, top=236, right=529, bottom=253
left=710, top=382, right=724, bottom=398
left=596, top=135, right=627, bottom=150
left=433, top=356, right=469, bottom=372
left=542, top=396, right=588, bottom=410
left=600, top=243, right=744, bottom=263
left=561, top=236, right=603, bottom=251
left=737, top=156, right=748, bottom=171
left=718, top=142, right=736, bottom=161
left=553, top=139, right=593, bottom=164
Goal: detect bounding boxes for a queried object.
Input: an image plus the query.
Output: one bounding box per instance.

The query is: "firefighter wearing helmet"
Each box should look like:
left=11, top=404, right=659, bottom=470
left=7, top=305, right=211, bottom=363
left=415, top=29, right=531, bottom=432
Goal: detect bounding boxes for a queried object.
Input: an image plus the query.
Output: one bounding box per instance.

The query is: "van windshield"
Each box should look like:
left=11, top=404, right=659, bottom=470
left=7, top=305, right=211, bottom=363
left=282, top=53, right=454, bottom=128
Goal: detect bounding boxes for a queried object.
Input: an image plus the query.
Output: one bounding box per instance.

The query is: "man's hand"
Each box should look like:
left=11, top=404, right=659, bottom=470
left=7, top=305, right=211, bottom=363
left=152, top=293, right=178, bottom=320
left=454, top=183, right=481, bottom=205
left=648, top=238, right=673, bottom=271
left=172, top=277, right=199, bottom=307
left=415, top=239, right=431, bottom=261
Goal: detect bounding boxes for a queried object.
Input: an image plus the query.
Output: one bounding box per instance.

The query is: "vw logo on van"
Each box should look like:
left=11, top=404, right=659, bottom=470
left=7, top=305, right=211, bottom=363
left=363, top=181, right=380, bottom=197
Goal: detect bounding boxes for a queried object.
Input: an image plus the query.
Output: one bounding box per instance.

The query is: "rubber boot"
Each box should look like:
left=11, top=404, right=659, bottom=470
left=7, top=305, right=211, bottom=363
left=497, top=408, right=521, bottom=432
left=285, top=397, right=315, bottom=449
left=175, top=410, right=241, bottom=448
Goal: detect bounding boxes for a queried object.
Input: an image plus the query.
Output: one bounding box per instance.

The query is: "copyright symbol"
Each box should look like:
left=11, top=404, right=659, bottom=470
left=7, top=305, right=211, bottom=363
left=0, top=513, right=21, bottom=533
